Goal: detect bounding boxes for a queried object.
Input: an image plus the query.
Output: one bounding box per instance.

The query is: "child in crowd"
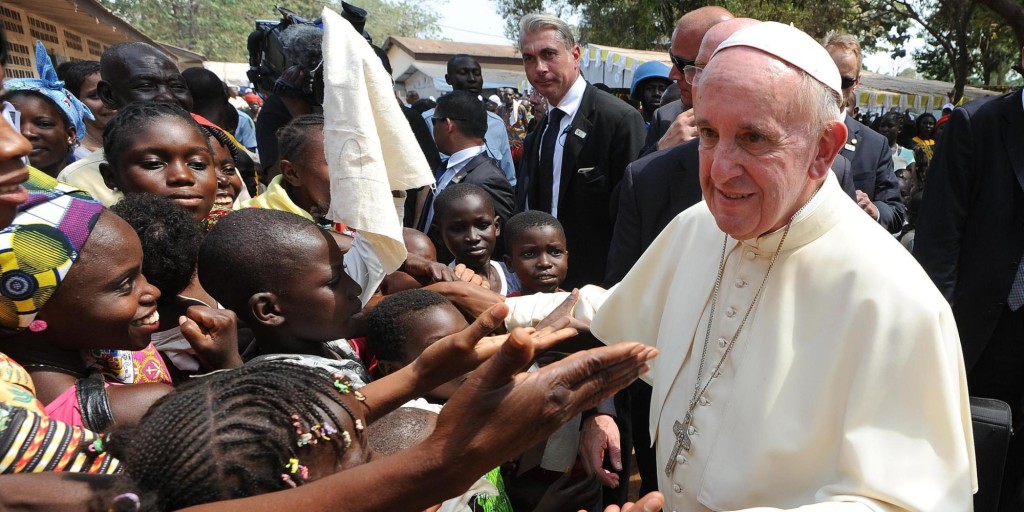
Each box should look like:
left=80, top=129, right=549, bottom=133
left=435, top=183, right=519, bottom=295
left=503, top=211, right=568, bottom=296
left=197, top=208, right=367, bottom=372
left=110, top=194, right=242, bottom=379
left=58, top=60, right=116, bottom=157
left=366, top=289, right=469, bottom=402
left=0, top=177, right=173, bottom=431
left=2, top=41, right=93, bottom=177
left=200, top=123, right=248, bottom=209
left=99, top=103, right=218, bottom=223
left=107, top=359, right=369, bottom=511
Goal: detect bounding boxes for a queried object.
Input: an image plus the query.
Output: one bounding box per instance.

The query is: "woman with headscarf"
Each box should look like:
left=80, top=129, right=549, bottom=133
left=1, top=41, right=93, bottom=177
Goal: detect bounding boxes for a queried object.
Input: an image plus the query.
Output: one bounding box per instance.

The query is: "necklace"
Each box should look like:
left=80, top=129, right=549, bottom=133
left=664, top=197, right=814, bottom=477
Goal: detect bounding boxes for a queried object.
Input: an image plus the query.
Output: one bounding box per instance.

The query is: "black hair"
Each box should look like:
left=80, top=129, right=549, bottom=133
left=0, top=24, right=7, bottom=66
left=916, top=113, right=936, bottom=135
left=446, top=54, right=478, bottom=75
left=197, top=208, right=324, bottom=323
left=107, top=360, right=361, bottom=511
left=102, top=102, right=210, bottom=173
left=433, top=183, right=494, bottom=226
left=503, top=210, right=565, bottom=253
left=110, top=194, right=203, bottom=303
left=182, top=67, right=228, bottom=106
left=276, top=114, right=324, bottom=164
left=879, top=110, right=902, bottom=127
left=200, top=124, right=240, bottom=165
left=435, top=90, right=487, bottom=140
left=365, top=289, right=454, bottom=362
left=59, top=61, right=102, bottom=98
left=100, top=42, right=167, bottom=82
left=366, top=407, right=437, bottom=456
left=411, top=98, right=436, bottom=115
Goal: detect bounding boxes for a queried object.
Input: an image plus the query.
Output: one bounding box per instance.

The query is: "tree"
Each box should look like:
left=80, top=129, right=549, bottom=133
left=493, top=0, right=909, bottom=53
left=97, top=0, right=441, bottom=62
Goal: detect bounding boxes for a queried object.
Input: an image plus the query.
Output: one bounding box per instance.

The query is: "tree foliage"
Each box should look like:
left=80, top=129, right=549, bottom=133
left=97, top=0, right=441, bottom=62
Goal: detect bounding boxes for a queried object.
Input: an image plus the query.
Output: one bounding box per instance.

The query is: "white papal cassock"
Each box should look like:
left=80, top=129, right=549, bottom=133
left=587, top=173, right=976, bottom=511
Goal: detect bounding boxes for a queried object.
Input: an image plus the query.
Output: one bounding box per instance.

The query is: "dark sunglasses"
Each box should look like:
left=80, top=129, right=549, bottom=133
left=669, top=52, right=696, bottom=73
left=840, top=75, right=858, bottom=89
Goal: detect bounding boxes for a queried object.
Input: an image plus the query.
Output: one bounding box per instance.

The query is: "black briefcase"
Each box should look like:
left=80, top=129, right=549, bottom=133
left=971, top=397, right=1012, bottom=512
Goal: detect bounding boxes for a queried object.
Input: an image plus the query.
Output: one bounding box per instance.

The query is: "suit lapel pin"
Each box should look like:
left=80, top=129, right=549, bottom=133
left=574, top=128, right=587, bottom=140
left=845, top=138, right=857, bottom=152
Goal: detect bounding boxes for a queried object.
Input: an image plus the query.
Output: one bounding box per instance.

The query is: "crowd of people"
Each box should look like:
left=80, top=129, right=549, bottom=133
left=0, top=1, right=1017, bottom=511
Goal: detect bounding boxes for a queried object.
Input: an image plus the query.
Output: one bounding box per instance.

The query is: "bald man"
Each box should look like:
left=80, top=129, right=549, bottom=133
left=638, top=6, right=733, bottom=158
left=58, top=42, right=192, bottom=205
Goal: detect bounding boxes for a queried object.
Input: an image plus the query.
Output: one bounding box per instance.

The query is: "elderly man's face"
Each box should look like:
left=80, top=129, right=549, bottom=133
left=521, top=28, right=581, bottom=107
left=100, top=46, right=193, bottom=111
left=695, top=49, right=831, bottom=240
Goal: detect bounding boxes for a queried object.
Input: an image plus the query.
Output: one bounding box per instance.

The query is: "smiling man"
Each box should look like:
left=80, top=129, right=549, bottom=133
left=591, top=21, right=975, bottom=511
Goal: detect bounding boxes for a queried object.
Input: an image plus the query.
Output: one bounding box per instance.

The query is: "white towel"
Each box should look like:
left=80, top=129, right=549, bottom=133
left=321, top=7, right=434, bottom=273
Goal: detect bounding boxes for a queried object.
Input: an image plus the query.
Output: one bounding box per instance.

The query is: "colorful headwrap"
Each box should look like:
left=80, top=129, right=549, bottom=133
left=0, top=169, right=103, bottom=331
left=3, top=41, right=93, bottom=139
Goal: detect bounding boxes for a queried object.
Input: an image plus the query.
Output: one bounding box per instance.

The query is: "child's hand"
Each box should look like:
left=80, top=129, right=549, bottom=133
left=430, top=331, right=657, bottom=483
left=416, top=303, right=577, bottom=380
left=534, top=470, right=601, bottom=512
left=452, top=263, right=489, bottom=289
left=594, top=492, right=664, bottom=512
left=180, top=305, right=244, bottom=371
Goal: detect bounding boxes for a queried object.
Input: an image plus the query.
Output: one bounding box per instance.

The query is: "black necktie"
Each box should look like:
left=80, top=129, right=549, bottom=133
left=536, top=108, right=566, bottom=213
left=418, top=159, right=449, bottom=232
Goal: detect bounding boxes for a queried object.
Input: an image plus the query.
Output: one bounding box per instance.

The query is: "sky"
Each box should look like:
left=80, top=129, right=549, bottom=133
left=434, top=0, right=513, bottom=46
left=434, top=0, right=915, bottom=77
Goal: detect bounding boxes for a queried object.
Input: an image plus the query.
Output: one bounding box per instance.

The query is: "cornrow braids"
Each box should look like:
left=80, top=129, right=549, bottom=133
left=106, top=361, right=364, bottom=511
left=276, top=114, right=324, bottom=164
left=102, top=102, right=210, bottom=172
left=200, top=124, right=240, bottom=165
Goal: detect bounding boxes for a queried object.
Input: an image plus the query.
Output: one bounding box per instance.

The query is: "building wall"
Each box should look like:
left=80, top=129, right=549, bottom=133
left=1, top=4, right=109, bottom=78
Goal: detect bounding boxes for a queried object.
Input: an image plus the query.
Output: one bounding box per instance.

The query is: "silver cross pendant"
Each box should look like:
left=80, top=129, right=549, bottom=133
left=664, top=413, right=692, bottom=476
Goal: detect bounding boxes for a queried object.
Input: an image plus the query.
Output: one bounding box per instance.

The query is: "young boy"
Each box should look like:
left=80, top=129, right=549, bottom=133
left=365, top=289, right=469, bottom=403
left=434, top=183, right=520, bottom=295
left=503, top=211, right=568, bottom=296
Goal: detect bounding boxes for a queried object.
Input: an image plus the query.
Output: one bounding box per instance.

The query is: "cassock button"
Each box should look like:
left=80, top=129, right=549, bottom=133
left=673, top=484, right=683, bottom=494
left=699, top=396, right=710, bottom=406
left=688, top=425, right=698, bottom=435
left=734, top=278, right=747, bottom=288
left=725, top=307, right=737, bottom=317
left=676, top=454, right=687, bottom=465
left=717, top=337, right=728, bottom=348
left=746, top=251, right=756, bottom=259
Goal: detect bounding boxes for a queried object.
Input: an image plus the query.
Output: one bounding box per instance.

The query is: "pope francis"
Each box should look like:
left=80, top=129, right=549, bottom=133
left=587, top=22, right=976, bottom=512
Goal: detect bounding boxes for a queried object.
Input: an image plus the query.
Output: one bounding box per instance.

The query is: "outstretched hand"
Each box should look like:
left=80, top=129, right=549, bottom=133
left=432, top=329, right=657, bottom=477
left=179, top=305, right=243, bottom=371
left=595, top=491, right=665, bottom=512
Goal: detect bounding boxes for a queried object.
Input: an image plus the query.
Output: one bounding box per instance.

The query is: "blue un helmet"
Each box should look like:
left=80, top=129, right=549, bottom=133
left=630, top=61, right=671, bottom=100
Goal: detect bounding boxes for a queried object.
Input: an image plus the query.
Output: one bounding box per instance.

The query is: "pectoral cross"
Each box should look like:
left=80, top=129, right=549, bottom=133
left=664, top=413, right=692, bottom=476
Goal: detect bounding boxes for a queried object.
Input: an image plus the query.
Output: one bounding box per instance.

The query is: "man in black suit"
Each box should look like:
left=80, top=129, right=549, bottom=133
left=915, top=49, right=1024, bottom=510
left=824, top=34, right=905, bottom=233
left=418, top=91, right=514, bottom=261
left=515, top=13, right=645, bottom=290
left=638, top=6, right=733, bottom=158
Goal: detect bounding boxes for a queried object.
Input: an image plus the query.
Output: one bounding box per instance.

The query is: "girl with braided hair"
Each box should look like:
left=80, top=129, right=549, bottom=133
left=105, top=359, right=368, bottom=511
left=98, top=103, right=218, bottom=224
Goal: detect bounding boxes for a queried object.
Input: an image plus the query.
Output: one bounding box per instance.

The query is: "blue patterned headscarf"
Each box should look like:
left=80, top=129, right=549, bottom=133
left=3, top=41, right=93, bottom=138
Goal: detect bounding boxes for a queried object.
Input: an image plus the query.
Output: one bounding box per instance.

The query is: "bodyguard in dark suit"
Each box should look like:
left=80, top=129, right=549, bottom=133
left=418, top=91, right=513, bottom=260
left=825, top=33, right=905, bottom=233
left=915, top=87, right=1024, bottom=511
left=515, top=14, right=645, bottom=290
left=841, top=116, right=905, bottom=232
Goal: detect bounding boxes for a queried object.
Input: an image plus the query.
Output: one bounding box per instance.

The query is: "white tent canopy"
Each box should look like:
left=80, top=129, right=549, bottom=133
left=580, top=43, right=671, bottom=90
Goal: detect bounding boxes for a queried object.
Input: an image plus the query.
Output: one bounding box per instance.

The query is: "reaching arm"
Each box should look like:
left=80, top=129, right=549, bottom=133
left=180, top=332, right=657, bottom=512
